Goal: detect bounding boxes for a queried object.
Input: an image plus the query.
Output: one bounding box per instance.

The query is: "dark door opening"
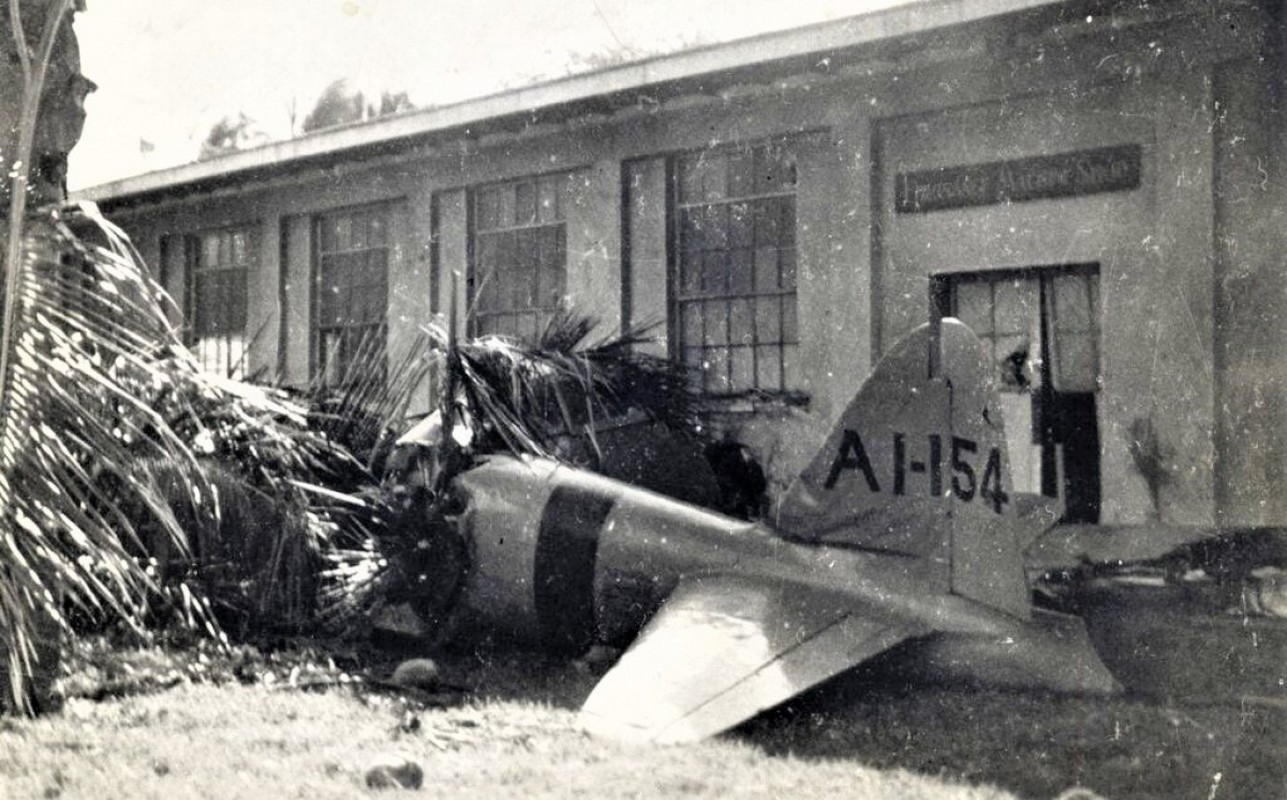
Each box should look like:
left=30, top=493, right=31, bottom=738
left=932, top=265, right=1101, bottom=524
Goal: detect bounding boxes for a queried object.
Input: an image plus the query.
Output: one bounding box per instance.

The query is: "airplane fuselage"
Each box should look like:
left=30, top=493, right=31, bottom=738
left=439, top=455, right=1110, bottom=696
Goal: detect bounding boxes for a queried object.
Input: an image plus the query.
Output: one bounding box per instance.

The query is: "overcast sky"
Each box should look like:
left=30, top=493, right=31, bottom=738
left=67, top=0, right=915, bottom=190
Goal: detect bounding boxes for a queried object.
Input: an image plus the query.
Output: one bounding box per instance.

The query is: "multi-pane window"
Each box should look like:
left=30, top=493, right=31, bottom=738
left=188, top=226, right=252, bottom=378
left=946, top=267, right=1099, bottom=392
left=470, top=175, right=566, bottom=340
left=314, top=205, right=389, bottom=385
left=674, top=142, right=798, bottom=395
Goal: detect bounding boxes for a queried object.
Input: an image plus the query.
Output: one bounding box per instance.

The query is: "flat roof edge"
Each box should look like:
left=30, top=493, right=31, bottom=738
left=73, top=0, right=1063, bottom=204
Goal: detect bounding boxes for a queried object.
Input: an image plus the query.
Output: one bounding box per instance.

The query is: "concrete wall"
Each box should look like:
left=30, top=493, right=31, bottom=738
left=875, top=74, right=1217, bottom=525
left=1213, top=40, right=1287, bottom=525
left=101, top=0, right=1286, bottom=525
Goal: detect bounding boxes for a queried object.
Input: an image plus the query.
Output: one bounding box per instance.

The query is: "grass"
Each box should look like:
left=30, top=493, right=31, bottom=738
left=0, top=640, right=1282, bottom=799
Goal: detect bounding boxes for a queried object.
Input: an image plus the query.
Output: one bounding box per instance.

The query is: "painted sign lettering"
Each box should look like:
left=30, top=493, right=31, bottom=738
left=824, top=429, right=1009, bottom=514
left=895, top=144, right=1141, bottom=214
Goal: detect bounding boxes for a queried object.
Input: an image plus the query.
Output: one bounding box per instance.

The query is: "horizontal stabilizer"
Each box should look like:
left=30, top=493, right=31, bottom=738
left=579, top=575, right=922, bottom=743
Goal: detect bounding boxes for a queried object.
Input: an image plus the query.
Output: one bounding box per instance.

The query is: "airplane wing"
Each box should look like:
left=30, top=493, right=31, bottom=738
left=578, top=574, right=924, bottom=744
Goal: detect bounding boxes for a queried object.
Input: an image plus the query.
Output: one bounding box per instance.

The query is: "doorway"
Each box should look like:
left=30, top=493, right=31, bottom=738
left=931, top=265, right=1101, bottom=523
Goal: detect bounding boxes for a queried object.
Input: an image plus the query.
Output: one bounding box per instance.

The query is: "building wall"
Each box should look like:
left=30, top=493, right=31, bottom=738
left=101, top=0, right=1287, bottom=526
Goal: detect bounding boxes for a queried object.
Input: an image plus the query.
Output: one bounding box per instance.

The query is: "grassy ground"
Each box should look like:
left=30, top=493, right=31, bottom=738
left=0, top=640, right=1282, bottom=799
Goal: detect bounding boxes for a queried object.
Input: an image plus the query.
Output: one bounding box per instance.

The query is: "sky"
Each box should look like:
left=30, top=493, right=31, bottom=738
left=67, top=0, right=916, bottom=190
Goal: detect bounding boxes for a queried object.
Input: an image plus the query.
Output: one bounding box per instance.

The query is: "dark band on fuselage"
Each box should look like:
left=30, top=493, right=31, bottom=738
left=534, top=483, right=617, bottom=651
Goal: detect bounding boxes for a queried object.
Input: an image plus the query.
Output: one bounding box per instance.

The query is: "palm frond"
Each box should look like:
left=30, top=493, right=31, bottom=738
left=0, top=203, right=216, bottom=712
left=429, top=309, right=701, bottom=462
left=305, top=326, right=435, bottom=472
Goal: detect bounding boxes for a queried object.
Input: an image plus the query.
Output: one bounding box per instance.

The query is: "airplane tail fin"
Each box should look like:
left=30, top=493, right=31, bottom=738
left=776, top=318, right=1031, bottom=619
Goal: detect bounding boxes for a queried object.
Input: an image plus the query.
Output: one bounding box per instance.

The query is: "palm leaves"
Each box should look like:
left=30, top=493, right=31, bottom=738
left=435, top=309, right=701, bottom=462
left=0, top=203, right=217, bottom=711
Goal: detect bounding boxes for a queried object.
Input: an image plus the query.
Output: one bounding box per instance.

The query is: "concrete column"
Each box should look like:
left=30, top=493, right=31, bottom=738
left=246, top=217, right=281, bottom=380
left=280, top=214, right=312, bottom=386
left=435, top=188, right=468, bottom=340
left=564, top=162, right=622, bottom=336
left=623, top=157, right=668, bottom=357
left=1213, top=50, right=1287, bottom=525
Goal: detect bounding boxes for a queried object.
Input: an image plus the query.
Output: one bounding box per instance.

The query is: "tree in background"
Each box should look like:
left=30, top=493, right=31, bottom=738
left=301, top=78, right=414, bottom=133
left=198, top=111, right=271, bottom=161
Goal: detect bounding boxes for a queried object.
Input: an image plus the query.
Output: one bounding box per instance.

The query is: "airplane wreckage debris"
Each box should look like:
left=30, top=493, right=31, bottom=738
left=330, top=317, right=1285, bottom=744
left=1035, top=527, right=1287, bottom=703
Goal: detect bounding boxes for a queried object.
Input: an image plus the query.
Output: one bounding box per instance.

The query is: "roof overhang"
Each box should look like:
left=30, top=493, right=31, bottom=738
left=73, top=0, right=1067, bottom=207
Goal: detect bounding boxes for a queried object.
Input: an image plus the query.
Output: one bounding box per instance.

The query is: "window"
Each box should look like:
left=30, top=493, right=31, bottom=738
left=187, top=226, right=252, bottom=378
left=673, top=142, right=798, bottom=395
left=469, top=175, right=566, bottom=340
left=314, top=205, right=389, bottom=385
left=943, top=267, right=1100, bottom=392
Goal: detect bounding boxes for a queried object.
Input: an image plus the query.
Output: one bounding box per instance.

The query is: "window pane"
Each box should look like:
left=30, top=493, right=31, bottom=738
left=477, top=188, right=501, bottom=230
left=202, top=233, right=221, bottom=267
left=368, top=214, right=386, bottom=247
left=704, top=301, right=728, bottom=346
left=515, top=181, right=536, bottom=225
left=754, top=247, right=778, bottom=292
left=678, top=156, right=702, bottom=204
left=696, top=156, right=724, bottom=202
left=681, top=302, right=703, bottom=347
left=993, top=278, right=1037, bottom=335
left=729, top=298, right=753, bottom=345
left=953, top=281, right=992, bottom=335
left=515, top=228, right=536, bottom=271
left=679, top=252, right=701, bottom=296
left=728, top=248, right=753, bottom=294
left=726, top=152, right=754, bottom=198
left=703, top=205, right=729, bottom=250
left=705, top=348, right=730, bottom=393
left=754, top=201, right=781, bottom=246
left=755, top=297, right=781, bottom=344
left=776, top=198, right=796, bottom=246
left=1054, top=330, right=1097, bottom=391
left=729, top=346, right=754, bottom=392
left=231, top=231, right=249, bottom=265
left=781, top=298, right=798, bottom=342
left=701, top=251, right=728, bottom=295
left=756, top=344, right=782, bottom=391
left=782, top=344, right=800, bottom=389
left=498, top=184, right=516, bottom=228
left=779, top=248, right=797, bottom=291
left=728, top=203, right=753, bottom=248
left=1053, top=274, right=1093, bottom=332
left=538, top=178, right=560, bottom=222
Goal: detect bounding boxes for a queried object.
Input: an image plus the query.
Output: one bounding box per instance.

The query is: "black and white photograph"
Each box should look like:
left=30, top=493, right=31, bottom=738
left=0, top=1, right=1284, bottom=797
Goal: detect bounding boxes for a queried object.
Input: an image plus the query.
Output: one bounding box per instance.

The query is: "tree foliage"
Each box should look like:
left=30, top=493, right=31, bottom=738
left=198, top=112, right=270, bottom=161
left=301, top=79, right=414, bottom=133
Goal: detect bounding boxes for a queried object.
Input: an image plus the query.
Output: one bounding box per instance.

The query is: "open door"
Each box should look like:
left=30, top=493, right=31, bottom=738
left=932, top=265, right=1100, bottom=524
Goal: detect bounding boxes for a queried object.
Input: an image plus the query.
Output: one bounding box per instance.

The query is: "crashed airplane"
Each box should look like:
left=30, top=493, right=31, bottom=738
left=404, top=318, right=1120, bottom=743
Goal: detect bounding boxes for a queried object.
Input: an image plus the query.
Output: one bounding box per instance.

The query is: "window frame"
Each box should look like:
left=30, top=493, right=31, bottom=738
left=666, top=139, right=802, bottom=398
left=310, top=201, right=393, bottom=386
left=930, top=263, right=1101, bottom=393
left=184, top=223, right=256, bottom=379
left=466, top=172, right=569, bottom=341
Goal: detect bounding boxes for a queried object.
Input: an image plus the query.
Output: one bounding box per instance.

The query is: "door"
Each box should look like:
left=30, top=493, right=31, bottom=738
left=932, top=265, right=1101, bottom=523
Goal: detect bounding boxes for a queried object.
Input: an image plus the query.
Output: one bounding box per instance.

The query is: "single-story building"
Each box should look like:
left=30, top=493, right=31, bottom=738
left=75, top=0, right=1287, bottom=528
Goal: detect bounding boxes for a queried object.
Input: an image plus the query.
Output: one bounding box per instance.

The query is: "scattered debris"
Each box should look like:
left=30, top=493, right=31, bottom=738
left=391, top=659, right=440, bottom=692
left=363, top=753, right=424, bottom=790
